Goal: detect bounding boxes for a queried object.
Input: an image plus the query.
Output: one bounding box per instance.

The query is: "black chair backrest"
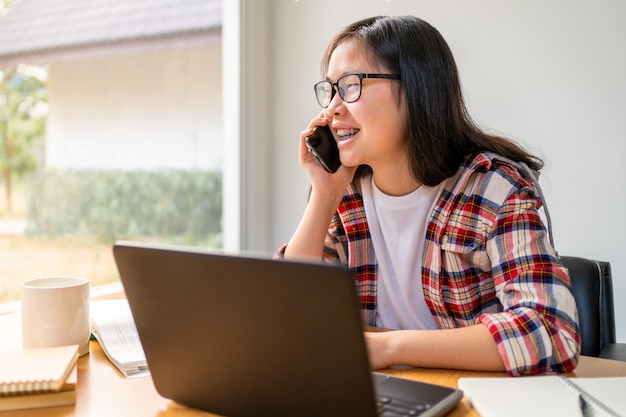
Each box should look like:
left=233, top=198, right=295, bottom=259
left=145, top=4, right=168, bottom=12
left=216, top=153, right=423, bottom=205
left=560, top=256, right=616, bottom=357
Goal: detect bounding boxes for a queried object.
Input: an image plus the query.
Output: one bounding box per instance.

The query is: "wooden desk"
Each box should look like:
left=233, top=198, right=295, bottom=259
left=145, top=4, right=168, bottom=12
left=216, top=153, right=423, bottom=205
left=2, top=311, right=626, bottom=417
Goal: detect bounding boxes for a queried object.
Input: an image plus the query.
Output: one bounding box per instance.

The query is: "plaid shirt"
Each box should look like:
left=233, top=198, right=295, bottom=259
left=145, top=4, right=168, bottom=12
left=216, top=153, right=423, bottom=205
left=277, top=152, right=580, bottom=376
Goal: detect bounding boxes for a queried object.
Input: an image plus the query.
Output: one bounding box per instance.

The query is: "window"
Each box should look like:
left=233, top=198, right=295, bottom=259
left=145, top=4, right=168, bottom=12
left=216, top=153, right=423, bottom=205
left=0, top=0, right=223, bottom=307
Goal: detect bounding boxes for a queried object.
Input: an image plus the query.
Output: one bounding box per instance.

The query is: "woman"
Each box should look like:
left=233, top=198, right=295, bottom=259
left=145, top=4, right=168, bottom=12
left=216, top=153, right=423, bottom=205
left=276, top=15, right=580, bottom=376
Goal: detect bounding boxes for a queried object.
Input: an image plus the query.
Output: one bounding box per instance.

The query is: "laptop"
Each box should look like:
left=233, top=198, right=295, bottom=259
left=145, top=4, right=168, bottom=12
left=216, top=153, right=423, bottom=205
left=113, top=241, right=463, bottom=417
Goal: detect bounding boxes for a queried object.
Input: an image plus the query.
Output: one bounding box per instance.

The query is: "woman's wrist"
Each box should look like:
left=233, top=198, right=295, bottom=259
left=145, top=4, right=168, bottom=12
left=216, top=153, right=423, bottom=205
left=308, top=187, right=344, bottom=218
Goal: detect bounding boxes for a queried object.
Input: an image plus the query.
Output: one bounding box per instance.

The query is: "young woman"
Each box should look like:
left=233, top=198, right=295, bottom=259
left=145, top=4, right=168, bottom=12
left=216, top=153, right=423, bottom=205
left=276, top=15, right=580, bottom=376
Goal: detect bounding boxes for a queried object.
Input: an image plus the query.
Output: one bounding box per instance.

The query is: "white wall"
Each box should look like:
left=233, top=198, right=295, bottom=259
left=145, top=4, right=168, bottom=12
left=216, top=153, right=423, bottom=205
left=227, top=0, right=626, bottom=341
left=47, top=43, right=222, bottom=171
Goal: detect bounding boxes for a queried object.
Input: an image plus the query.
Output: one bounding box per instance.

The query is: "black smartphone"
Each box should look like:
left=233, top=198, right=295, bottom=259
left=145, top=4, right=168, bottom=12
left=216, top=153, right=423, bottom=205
left=305, top=125, right=341, bottom=173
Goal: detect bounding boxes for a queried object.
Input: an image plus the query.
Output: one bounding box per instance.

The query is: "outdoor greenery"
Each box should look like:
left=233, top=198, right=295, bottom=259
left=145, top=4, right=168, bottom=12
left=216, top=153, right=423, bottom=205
left=1, top=0, right=47, bottom=212
left=0, top=66, right=47, bottom=213
left=0, top=0, right=16, bottom=15
left=26, top=169, right=222, bottom=247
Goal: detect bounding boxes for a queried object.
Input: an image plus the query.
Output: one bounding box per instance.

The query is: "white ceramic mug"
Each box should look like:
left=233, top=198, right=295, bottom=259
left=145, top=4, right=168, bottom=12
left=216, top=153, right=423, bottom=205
left=22, top=276, right=90, bottom=356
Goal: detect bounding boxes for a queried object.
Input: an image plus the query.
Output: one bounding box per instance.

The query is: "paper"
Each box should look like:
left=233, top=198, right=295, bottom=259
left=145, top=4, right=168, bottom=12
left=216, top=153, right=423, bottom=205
left=458, top=376, right=626, bottom=417
left=90, top=299, right=150, bottom=378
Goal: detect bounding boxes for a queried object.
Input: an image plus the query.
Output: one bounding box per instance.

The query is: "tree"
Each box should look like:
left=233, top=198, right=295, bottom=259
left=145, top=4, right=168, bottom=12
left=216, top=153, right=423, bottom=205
left=0, top=0, right=46, bottom=213
left=0, top=66, right=47, bottom=212
left=0, top=0, right=16, bottom=16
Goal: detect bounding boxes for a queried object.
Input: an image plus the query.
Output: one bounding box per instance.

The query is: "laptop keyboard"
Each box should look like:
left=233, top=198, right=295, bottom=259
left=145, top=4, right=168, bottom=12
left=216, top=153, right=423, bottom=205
left=377, top=395, right=431, bottom=416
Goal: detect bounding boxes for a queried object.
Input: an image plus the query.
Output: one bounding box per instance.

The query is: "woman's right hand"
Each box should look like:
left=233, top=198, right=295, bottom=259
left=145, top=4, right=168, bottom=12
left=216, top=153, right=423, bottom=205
left=299, top=115, right=357, bottom=198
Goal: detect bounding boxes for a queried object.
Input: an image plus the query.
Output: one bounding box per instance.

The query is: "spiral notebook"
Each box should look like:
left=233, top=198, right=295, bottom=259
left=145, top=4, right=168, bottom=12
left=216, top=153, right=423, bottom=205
left=458, top=375, right=626, bottom=417
left=0, top=344, right=78, bottom=395
left=0, top=366, right=77, bottom=411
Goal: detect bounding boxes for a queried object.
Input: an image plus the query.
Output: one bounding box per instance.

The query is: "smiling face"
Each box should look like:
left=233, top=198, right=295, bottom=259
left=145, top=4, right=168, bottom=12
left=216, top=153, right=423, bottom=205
left=324, top=40, right=411, bottom=188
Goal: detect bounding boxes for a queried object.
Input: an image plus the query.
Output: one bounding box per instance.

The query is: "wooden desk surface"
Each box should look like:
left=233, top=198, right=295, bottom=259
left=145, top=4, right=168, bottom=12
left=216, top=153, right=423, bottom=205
left=2, top=308, right=626, bottom=417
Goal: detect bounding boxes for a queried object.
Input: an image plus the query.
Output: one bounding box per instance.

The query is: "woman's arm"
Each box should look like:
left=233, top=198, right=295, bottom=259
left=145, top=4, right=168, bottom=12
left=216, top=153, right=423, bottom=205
left=364, top=324, right=505, bottom=371
left=283, top=116, right=357, bottom=260
left=282, top=188, right=344, bottom=260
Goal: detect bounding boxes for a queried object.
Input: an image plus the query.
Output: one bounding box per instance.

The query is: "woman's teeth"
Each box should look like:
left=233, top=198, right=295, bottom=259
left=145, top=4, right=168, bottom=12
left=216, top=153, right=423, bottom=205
left=337, top=129, right=359, bottom=141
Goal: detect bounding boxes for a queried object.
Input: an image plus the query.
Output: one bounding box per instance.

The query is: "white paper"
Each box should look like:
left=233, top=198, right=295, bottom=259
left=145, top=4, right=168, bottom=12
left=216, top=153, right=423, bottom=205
left=90, top=299, right=150, bottom=378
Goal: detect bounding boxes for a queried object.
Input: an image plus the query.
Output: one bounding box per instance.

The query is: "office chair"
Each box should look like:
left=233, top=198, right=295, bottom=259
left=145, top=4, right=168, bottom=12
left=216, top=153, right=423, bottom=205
left=560, top=256, right=626, bottom=361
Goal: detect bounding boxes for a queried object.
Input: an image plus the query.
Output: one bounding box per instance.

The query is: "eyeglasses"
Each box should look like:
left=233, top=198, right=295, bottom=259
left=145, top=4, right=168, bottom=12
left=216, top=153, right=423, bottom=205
left=314, top=73, right=401, bottom=108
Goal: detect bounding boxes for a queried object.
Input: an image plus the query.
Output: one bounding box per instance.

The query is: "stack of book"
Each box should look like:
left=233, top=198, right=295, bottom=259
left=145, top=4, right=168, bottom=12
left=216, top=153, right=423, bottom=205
left=0, top=344, right=79, bottom=411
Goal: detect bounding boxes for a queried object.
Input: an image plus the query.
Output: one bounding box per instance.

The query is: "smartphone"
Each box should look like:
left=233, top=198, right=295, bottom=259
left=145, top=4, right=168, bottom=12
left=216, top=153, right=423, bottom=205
left=305, top=125, right=341, bottom=173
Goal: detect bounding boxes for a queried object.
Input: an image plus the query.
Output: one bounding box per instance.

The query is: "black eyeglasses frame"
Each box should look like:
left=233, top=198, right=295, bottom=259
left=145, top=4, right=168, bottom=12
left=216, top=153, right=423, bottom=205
left=314, top=73, right=401, bottom=108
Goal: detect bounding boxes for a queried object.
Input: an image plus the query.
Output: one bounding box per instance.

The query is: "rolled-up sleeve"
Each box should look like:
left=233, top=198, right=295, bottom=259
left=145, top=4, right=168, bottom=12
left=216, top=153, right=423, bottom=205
left=477, top=187, right=580, bottom=375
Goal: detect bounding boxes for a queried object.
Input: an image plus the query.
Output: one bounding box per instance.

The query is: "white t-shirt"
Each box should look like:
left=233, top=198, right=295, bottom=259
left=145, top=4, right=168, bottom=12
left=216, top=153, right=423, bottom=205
left=361, top=176, right=443, bottom=330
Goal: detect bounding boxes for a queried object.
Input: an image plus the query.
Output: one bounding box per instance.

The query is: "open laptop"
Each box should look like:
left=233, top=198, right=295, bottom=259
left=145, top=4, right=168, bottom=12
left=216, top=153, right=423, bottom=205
left=113, top=241, right=463, bottom=417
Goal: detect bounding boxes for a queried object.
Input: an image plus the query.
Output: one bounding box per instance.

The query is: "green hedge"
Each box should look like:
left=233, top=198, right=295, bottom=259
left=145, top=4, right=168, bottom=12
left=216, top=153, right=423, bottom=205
left=26, top=169, right=222, bottom=246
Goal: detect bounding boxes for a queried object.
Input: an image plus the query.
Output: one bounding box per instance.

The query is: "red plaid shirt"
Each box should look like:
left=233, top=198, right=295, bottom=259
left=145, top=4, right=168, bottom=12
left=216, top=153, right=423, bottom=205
left=277, top=152, right=580, bottom=376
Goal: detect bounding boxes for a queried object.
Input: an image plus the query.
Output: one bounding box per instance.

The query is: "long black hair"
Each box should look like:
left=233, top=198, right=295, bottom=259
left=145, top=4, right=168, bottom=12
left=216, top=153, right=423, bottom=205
left=321, top=16, right=543, bottom=186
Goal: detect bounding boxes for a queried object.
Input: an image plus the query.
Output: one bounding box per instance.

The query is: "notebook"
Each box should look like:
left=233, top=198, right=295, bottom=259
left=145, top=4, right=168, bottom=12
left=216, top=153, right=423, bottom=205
left=458, top=375, right=626, bottom=417
left=113, top=241, right=463, bottom=417
left=0, top=366, right=77, bottom=412
left=0, top=344, right=79, bottom=395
